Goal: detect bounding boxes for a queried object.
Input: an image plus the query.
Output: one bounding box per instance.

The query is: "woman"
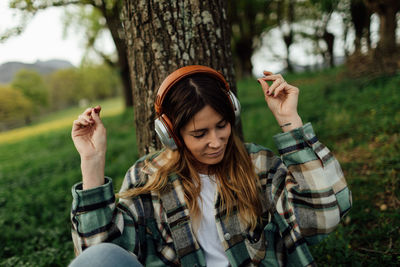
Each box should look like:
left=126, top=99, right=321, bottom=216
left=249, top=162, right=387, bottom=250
left=70, top=65, right=351, bottom=267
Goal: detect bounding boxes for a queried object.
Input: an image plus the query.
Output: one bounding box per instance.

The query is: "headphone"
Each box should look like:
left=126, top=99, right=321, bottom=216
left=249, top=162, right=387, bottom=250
left=154, top=65, right=241, bottom=150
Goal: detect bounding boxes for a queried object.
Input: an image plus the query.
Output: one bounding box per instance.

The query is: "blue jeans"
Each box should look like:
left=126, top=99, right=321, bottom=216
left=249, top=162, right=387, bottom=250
left=69, top=243, right=143, bottom=267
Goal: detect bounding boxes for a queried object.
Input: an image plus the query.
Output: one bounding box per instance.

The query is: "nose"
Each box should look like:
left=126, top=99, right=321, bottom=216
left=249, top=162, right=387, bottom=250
left=208, top=130, right=222, bottom=148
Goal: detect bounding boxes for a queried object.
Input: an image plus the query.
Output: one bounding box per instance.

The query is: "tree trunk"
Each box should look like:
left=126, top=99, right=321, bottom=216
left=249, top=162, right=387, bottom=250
left=364, top=0, right=400, bottom=74
left=234, top=37, right=253, bottom=78
left=122, top=0, right=237, bottom=156
left=277, top=0, right=295, bottom=73
left=100, top=2, right=134, bottom=107
left=283, top=33, right=293, bottom=72
left=376, top=7, right=397, bottom=53
left=323, top=30, right=335, bottom=67
left=351, top=0, right=370, bottom=54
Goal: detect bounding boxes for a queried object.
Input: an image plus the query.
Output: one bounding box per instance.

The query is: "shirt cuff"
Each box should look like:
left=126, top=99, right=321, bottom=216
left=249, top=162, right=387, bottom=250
left=71, top=177, right=115, bottom=213
left=273, top=122, right=319, bottom=166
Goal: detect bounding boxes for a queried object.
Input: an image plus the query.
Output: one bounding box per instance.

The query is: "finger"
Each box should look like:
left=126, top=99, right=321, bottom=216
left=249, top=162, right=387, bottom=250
left=273, top=82, right=288, bottom=97
left=79, top=114, right=94, bottom=124
left=77, top=117, right=93, bottom=127
left=260, top=76, right=285, bottom=96
left=72, top=119, right=90, bottom=132
left=93, top=105, right=101, bottom=114
left=266, top=79, right=283, bottom=96
left=257, top=78, right=270, bottom=96
left=91, top=106, right=103, bottom=124
left=263, top=70, right=274, bottom=76
left=72, top=120, right=81, bottom=132
left=83, top=107, right=94, bottom=116
left=262, top=73, right=284, bottom=82
left=286, top=83, right=300, bottom=94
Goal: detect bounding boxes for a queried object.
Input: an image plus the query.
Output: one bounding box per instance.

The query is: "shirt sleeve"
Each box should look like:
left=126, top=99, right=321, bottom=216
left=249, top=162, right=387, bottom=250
left=71, top=175, right=140, bottom=257
left=270, top=122, right=352, bottom=245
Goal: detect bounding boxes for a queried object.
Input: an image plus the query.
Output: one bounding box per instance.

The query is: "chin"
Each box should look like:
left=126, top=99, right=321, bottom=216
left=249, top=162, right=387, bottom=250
left=202, top=153, right=225, bottom=166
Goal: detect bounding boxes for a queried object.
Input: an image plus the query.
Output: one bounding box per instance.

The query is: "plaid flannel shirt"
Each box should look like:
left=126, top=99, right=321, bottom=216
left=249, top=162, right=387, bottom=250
left=71, top=122, right=352, bottom=266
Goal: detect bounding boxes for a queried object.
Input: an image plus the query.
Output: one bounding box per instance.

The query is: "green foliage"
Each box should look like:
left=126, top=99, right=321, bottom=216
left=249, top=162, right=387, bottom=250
left=0, top=67, right=399, bottom=265
left=1, top=64, right=121, bottom=131
left=79, top=64, right=121, bottom=100
left=62, top=4, right=107, bottom=48
left=46, top=64, right=121, bottom=111
left=11, top=69, right=49, bottom=110
left=46, top=68, right=83, bottom=109
left=0, top=85, right=33, bottom=129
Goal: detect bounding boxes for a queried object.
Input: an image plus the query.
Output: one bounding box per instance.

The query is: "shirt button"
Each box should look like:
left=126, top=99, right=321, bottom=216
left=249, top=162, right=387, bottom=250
left=224, top=232, right=231, bottom=240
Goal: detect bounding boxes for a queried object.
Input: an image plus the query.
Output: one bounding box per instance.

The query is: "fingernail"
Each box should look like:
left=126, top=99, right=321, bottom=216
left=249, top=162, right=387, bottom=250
left=266, top=90, right=270, bottom=94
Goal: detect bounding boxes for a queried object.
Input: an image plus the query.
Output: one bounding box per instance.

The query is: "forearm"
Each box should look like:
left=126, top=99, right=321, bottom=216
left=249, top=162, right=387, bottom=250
left=273, top=123, right=351, bottom=242
left=81, top=155, right=105, bottom=189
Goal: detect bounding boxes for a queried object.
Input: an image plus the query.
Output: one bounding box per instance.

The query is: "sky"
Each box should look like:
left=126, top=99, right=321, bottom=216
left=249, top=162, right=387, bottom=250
left=0, top=1, right=105, bottom=66
left=0, top=1, right=385, bottom=75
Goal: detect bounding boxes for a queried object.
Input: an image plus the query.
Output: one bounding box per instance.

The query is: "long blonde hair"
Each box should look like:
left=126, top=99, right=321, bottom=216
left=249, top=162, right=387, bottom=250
left=119, top=74, right=263, bottom=230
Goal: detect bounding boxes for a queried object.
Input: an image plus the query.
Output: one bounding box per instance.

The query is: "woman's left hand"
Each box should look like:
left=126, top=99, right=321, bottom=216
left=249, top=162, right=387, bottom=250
left=257, top=71, right=303, bottom=132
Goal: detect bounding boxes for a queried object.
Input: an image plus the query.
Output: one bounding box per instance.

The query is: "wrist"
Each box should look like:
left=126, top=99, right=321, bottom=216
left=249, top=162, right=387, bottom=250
left=81, top=156, right=105, bottom=190
left=276, top=114, right=303, bottom=132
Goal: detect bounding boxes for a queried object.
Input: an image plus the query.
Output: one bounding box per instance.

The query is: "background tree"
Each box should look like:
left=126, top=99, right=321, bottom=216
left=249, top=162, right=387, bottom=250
left=0, top=85, right=33, bottom=129
left=11, top=69, right=49, bottom=114
left=227, top=0, right=273, bottom=78
left=275, top=0, right=296, bottom=72
left=46, top=68, right=83, bottom=110
left=122, top=0, right=236, bottom=156
left=350, top=0, right=372, bottom=54
left=7, top=0, right=133, bottom=107
left=364, top=0, right=400, bottom=74
left=46, top=64, right=121, bottom=110
left=309, top=0, right=341, bottom=68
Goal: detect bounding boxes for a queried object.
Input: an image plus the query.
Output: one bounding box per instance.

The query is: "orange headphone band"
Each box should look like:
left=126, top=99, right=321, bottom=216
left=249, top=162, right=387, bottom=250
left=154, top=65, right=230, bottom=115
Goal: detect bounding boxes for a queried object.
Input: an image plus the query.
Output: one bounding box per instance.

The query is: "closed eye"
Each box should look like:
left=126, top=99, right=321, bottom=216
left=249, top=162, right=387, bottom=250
left=191, top=131, right=206, bottom=138
left=217, top=121, right=227, bottom=129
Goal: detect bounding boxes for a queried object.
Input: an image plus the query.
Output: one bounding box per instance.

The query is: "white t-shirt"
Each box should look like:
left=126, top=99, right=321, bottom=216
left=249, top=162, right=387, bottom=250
left=196, top=173, right=230, bottom=267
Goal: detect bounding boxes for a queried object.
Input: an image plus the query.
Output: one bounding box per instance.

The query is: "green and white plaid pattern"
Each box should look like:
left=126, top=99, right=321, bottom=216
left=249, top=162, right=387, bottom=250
left=71, top=123, right=352, bottom=266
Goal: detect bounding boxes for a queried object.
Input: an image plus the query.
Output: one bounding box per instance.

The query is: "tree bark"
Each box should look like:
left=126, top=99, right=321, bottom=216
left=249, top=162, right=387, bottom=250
left=99, top=1, right=134, bottom=107
left=122, top=0, right=236, bottom=156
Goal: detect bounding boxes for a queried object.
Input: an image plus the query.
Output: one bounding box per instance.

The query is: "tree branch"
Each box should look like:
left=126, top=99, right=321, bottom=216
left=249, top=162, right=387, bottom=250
left=10, top=0, right=94, bottom=12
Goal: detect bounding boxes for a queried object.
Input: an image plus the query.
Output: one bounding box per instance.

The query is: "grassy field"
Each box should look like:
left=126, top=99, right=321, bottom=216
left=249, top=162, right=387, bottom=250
left=0, top=67, right=399, bottom=266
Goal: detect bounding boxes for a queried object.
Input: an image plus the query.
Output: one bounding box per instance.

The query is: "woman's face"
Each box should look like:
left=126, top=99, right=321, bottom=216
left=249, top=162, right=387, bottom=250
left=180, top=105, right=231, bottom=173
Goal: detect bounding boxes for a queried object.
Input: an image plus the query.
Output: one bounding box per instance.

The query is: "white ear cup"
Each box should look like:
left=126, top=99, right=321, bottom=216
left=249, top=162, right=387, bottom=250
left=227, top=91, right=241, bottom=125
left=154, top=118, right=178, bottom=150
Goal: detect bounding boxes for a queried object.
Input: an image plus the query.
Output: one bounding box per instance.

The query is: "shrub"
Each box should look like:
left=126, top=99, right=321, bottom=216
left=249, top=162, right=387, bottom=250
left=0, top=85, right=33, bottom=130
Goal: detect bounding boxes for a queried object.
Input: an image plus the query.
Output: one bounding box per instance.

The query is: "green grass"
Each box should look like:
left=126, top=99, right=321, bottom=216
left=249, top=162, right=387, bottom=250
left=0, top=108, right=137, bottom=266
left=0, top=98, right=124, bottom=144
left=0, top=66, right=399, bottom=266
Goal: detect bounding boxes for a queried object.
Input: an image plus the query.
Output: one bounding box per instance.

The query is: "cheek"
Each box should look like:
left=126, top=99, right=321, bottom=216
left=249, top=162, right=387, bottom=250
left=224, top=124, right=232, bottom=139
left=183, top=137, right=204, bottom=154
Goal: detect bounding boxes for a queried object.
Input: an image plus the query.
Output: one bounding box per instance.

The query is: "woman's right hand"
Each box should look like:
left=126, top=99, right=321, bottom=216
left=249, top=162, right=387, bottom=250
left=71, top=105, right=107, bottom=189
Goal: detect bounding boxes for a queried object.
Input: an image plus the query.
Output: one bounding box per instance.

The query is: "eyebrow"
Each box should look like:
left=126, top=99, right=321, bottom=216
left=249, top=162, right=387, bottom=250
left=188, top=119, right=226, bottom=134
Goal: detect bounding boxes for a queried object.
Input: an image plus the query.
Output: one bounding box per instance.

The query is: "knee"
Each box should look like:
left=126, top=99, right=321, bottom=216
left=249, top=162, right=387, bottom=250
left=69, top=243, right=142, bottom=267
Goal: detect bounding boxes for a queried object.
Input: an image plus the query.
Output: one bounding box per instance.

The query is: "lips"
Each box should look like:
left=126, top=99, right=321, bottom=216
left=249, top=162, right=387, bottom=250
left=206, top=149, right=224, bottom=158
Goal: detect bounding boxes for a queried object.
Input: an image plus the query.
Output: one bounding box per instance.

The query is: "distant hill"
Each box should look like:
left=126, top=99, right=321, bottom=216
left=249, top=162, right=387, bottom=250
left=0, top=59, right=74, bottom=84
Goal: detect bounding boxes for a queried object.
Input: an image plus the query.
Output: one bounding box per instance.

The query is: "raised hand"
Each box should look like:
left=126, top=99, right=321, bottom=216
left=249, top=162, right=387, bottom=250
left=71, top=106, right=106, bottom=189
left=257, top=71, right=303, bottom=132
